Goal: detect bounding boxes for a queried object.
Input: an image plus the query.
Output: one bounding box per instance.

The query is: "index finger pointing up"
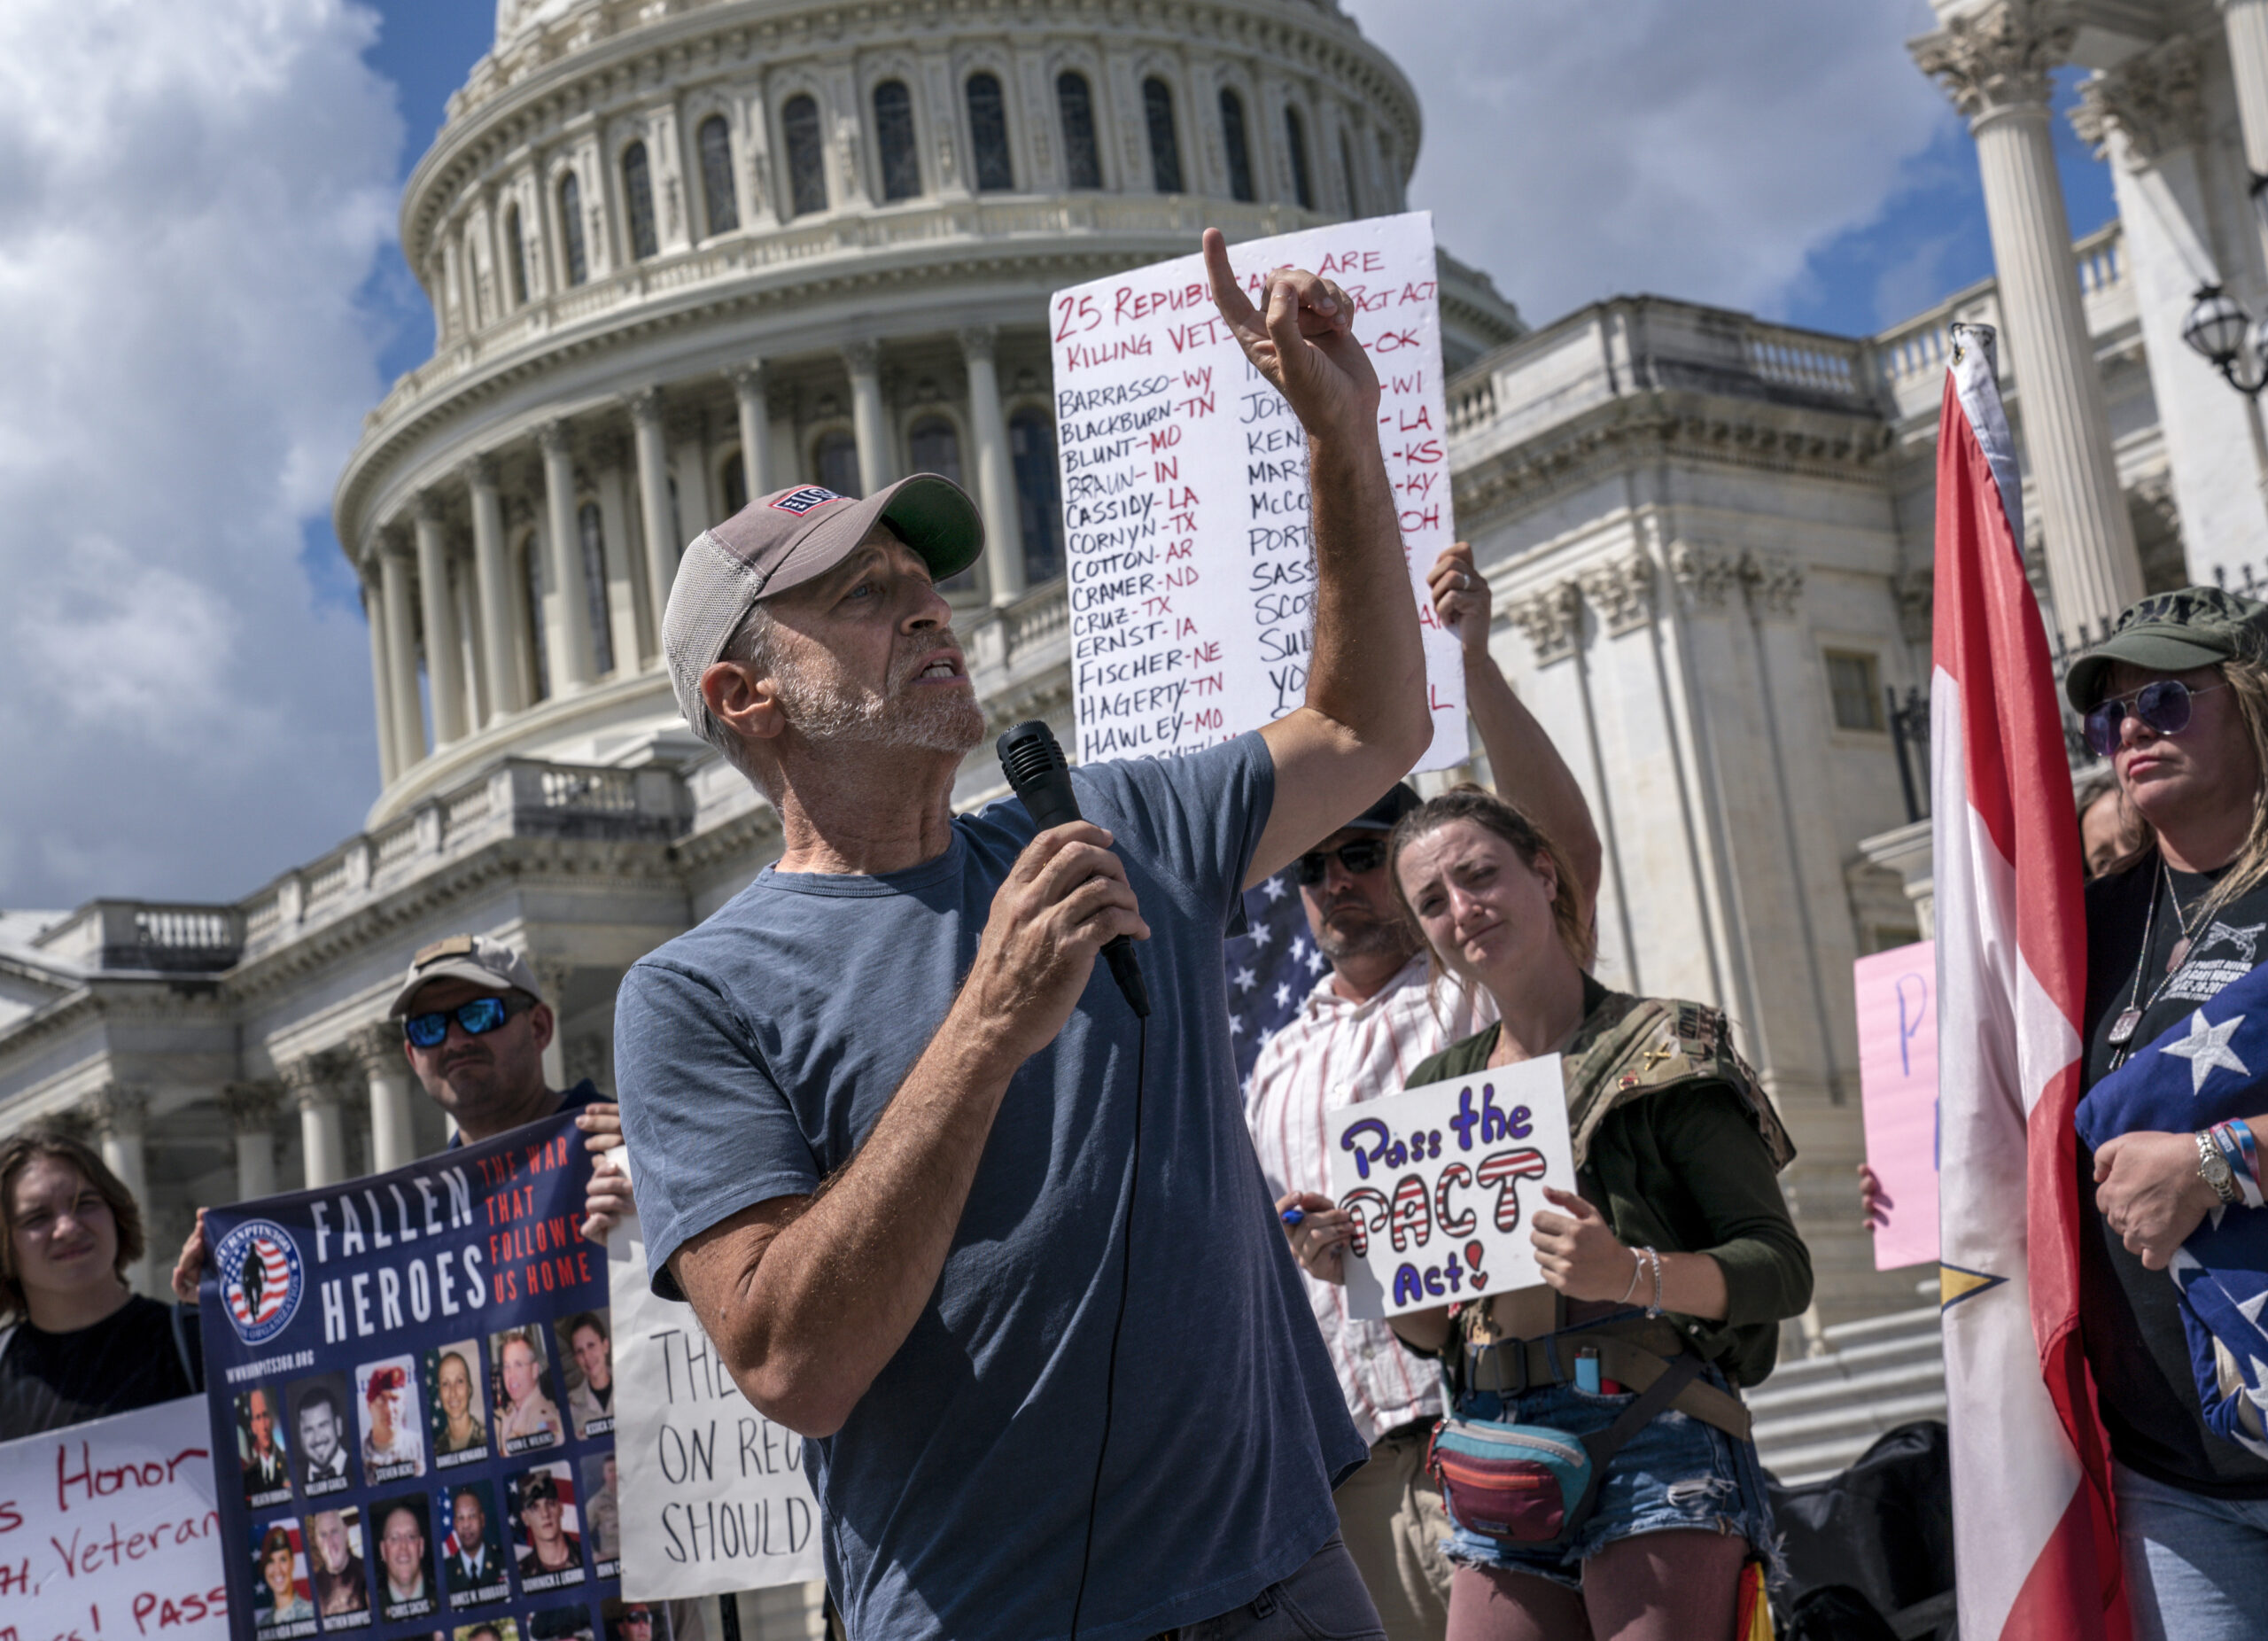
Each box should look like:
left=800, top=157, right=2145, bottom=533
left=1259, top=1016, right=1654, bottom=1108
left=1202, top=227, right=1261, bottom=334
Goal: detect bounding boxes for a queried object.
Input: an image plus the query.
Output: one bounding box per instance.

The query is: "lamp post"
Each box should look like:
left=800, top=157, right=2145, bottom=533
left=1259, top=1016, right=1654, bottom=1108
left=2181, top=282, right=2268, bottom=395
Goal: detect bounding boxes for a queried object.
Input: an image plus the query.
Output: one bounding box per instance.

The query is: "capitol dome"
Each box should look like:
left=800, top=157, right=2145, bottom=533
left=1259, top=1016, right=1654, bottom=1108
left=338, top=0, right=1524, bottom=826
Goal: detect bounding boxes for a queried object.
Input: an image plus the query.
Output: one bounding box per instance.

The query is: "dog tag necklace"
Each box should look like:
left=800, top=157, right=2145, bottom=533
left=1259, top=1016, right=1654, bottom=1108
left=2106, top=862, right=2165, bottom=1050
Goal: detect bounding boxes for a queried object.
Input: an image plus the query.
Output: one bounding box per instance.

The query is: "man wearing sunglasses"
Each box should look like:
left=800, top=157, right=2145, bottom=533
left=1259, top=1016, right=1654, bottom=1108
left=171, top=937, right=632, bottom=1303
left=1244, top=541, right=1601, bottom=1641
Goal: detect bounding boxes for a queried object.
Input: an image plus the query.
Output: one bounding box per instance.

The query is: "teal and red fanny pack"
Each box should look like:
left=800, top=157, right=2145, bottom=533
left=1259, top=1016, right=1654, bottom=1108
left=1427, top=1349, right=1705, bottom=1545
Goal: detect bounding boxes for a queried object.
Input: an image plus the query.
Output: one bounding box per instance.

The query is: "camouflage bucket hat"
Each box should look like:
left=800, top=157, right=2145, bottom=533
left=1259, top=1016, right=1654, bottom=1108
left=2064, top=587, right=2268, bottom=712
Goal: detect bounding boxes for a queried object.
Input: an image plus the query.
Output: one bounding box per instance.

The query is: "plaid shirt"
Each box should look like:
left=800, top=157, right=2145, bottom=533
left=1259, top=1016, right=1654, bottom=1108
left=1243, top=953, right=1496, bottom=1444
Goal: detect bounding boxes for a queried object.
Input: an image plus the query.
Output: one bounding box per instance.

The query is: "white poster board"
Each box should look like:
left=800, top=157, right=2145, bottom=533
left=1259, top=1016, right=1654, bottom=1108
left=1326, top=1056, right=1579, bottom=1319
left=1049, top=210, right=1467, bottom=770
left=0, top=1395, right=228, bottom=1641
left=607, top=1212, right=824, bottom=1598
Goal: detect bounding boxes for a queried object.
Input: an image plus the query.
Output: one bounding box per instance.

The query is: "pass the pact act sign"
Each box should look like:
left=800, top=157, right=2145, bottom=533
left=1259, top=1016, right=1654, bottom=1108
left=1325, top=1055, right=1579, bottom=1319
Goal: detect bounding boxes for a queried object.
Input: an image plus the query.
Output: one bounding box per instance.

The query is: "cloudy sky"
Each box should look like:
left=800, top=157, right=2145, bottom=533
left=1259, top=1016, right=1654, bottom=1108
left=0, top=0, right=2118, bottom=914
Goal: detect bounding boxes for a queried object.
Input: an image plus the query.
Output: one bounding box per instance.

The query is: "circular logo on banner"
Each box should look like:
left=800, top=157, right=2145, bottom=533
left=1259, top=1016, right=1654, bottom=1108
left=214, top=1219, right=305, bottom=1345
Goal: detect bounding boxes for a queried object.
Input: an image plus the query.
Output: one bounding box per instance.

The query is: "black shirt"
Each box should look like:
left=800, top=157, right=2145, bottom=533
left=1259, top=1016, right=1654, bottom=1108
left=445, top=1080, right=605, bottom=1148
left=2080, top=852, right=2268, bottom=1497
left=0, top=1294, right=202, bottom=1442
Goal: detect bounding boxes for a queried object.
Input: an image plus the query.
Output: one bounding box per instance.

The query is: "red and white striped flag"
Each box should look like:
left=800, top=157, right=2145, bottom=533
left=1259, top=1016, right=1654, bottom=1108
left=1930, top=323, right=2127, bottom=1640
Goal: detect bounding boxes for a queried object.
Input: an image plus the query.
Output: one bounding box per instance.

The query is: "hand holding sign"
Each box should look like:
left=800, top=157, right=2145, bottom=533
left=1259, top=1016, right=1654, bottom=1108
left=1325, top=1056, right=1579, bottom=1318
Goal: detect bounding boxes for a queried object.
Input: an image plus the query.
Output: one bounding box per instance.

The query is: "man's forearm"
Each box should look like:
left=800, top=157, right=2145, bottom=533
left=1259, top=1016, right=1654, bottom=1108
left=1466, top=649, right=1603, bottom=904
left=1304, top=426, right=1425, bottom=749
left=723, top=1013, right=1021, bottom=1435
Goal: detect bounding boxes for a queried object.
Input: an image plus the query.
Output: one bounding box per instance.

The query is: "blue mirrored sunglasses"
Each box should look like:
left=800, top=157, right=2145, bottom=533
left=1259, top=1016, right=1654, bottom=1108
left=2083, top=679, right=2229, bottom=758
left=403, top=992, right=532, bottom=1049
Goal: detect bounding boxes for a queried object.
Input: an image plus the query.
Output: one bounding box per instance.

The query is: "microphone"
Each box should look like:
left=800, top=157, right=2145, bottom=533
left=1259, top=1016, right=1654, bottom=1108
left=998, top=720, right=1151, bottom=1018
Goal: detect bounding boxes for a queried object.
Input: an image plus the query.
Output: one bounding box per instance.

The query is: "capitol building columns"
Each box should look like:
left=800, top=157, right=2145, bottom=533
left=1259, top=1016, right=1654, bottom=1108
left=348, top=1023, right=418, bottom=1177
left=961, top=325, right=1025, bottom=605
left=843, top=340, right=896, bottom=497
left=284, top=1057, right=348, bottom=1190
left=726, top=362, right=773, bottom=502
left=1915, top=0, right=2147, bottom=638
left=415, top=492, right=470, bottom=747
left=630, top=388, right=678, bottom=643
left=467, top=453, right=520, bottom=722
left=538, top=419, right=600, bottom=693
left=220, top=1081, right=282, bottom=1202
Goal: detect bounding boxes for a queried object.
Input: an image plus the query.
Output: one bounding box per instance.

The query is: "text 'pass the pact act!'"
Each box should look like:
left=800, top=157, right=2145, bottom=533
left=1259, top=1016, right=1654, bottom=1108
left=1327, top=1056, right=1579, bottom=1319
left=1049, top=210, right=1468, bottom=769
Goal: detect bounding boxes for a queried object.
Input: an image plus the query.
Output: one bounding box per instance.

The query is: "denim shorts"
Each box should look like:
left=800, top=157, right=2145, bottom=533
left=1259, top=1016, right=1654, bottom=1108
left=1440, top=1364, right=1775, bottom=1590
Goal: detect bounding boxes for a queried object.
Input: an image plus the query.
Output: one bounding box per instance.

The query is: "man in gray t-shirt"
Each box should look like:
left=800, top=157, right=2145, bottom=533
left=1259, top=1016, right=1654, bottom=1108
left=617, top=231, right=1430, bottom=1641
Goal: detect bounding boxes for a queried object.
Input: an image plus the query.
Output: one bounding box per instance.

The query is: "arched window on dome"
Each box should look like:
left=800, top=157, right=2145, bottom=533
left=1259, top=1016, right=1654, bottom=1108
left=1056, top=73, right=1101, bottom=191
left=698, top=115, right=739, bottom=236
left=1219, top=89, right=1254, bottom=204
left=814, top=429, right=861, bottom=497
left=1142, top=78, right=1183, bottom=195
left=874, top=82, right=920, bottom=202
left=622, top=141, right=660, bottom=261
left=520, top=533, right=550, bottom=703
left=783, top=94, right=828, bottom=217
left=721, top=450, right=749, bottom=517
left=558, top=171, right=589, bottom=287
left=1340, top=128, right=1360, bottom=216
left=578, top=501, right=616, bottom=675
left=1285, top=105, right=1314, bottom=210
left=966, top=74, right=1014, bottom=192
left=504, top=204, right=530, bottom=307
left=1010, top=407, right=1063, bottom=587
left=907, top=416, right=975, bottom=589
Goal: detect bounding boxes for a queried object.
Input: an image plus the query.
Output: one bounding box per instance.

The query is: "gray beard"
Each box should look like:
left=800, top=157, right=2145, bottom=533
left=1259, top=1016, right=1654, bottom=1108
left=777, top=646, right=985, bottom=755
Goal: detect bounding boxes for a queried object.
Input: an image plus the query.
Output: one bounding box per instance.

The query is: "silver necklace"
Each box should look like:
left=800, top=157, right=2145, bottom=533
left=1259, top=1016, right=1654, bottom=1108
left=2107, top=863, right=2210, bottom=1060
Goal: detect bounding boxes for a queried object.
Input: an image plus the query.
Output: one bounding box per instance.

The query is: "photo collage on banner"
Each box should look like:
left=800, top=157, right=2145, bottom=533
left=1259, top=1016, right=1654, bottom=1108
left=201, top=1113, right=664, bottom=1641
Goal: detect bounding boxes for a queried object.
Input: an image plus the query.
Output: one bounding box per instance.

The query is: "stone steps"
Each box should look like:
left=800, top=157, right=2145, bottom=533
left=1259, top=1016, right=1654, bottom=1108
left=1749, top=1304, right=1946, bottom=1486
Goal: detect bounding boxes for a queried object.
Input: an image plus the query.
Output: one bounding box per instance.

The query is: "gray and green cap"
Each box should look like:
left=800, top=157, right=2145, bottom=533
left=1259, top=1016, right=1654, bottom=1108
left=2064, top=586, right=2268, bottom=712
left=662, top=475, right=984, bottom=745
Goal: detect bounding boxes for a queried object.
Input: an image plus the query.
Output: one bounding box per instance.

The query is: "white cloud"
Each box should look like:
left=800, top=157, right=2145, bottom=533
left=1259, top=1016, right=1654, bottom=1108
left=0, top=0, right=400, bottom=908
left=1348, top=0, right=1954, bottom=329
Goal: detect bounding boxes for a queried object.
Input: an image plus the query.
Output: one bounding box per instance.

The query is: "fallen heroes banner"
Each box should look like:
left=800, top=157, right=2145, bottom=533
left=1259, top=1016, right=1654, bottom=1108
left=199, top=1115, right=643, bottom=1641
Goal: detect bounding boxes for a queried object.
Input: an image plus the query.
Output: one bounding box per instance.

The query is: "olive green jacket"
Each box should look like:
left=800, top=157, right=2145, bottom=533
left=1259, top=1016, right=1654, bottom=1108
left=1408, top=977, right=1812, bottom=1388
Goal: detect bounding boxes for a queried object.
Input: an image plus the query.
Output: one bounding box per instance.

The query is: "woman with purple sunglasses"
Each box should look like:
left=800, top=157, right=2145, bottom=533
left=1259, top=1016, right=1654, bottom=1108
left=2062, top=587, right=2268, bottom=1639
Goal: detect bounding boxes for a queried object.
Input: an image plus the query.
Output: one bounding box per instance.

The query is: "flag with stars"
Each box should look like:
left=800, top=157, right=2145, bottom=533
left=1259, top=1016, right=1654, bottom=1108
left=1224, top=867, right=1329, bottom=1090
left=2077, top=966, right=2268, bottom=1458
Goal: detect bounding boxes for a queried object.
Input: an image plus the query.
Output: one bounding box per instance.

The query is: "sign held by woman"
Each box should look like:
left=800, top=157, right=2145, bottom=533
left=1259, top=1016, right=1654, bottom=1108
left=1326, top=1058, right=1577, bottom=1319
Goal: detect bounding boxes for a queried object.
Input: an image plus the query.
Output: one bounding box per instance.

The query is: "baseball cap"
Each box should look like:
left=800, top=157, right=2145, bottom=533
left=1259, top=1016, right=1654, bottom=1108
left=2064, top=587, right=2268, bottom=712
left=1342, top=782, right=1424, bottom=833
left=386, top=935, right=543, bottom=1017
left=663, top=475, right=985, bottom=742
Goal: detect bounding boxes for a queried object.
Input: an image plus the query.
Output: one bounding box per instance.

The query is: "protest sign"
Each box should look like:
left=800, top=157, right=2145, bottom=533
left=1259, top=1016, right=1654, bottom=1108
left=607, top=1212, right=821, bottom=1600
left=0, top=1395, right=227, bottom=1641
left=1048, top=210, right=1468, bottom=771
left=1855, top=941, right=1941, bottom=1271
left=1325, top=1055, right=1577, bottom=1319
left=199, top=1113, right=639, bottom=1641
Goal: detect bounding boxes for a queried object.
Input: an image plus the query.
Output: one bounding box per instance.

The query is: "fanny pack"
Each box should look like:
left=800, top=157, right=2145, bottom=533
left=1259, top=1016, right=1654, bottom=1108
left=1428, top=1348, right=1705, bottom=1546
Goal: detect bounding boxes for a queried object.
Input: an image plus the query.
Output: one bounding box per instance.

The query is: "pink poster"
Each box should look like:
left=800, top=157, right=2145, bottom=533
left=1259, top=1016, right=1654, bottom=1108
left=1854, top=940, right=1938, bottom=1271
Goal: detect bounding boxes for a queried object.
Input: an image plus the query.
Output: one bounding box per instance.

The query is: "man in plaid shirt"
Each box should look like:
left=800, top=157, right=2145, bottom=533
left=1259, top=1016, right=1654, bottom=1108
left=1243, top=542, right=1601, bottom=1640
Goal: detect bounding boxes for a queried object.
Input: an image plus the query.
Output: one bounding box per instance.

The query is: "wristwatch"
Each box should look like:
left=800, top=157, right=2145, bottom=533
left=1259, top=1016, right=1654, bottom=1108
left=2197, top=1130, right=2240, bottom=1206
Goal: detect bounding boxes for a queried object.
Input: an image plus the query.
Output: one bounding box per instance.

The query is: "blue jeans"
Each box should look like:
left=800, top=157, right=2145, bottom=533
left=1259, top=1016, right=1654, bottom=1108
left=2116, top=1461, right=2268, bottom=1641
left=1164, top=1533, right=1386, bottom=1640
left=1440, top=1367, right=1775, bottom=1590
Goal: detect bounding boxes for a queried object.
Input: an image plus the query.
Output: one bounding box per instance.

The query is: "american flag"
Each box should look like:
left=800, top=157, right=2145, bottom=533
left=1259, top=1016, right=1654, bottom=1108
left=1225, top=867, right=1330, bottom=1091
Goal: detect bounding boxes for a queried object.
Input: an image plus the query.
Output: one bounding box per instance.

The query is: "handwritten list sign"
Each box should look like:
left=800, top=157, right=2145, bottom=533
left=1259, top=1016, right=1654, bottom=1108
left=1049, top=211, right=1467, bottom=771
left=1855, top=941, right=1940, bottom=1271
left=1326, top=1056, right=1578, bottom=1319
left=607, top=1213, right=822, bottom=1600
left=0, top=1396, right=229, bottom=1641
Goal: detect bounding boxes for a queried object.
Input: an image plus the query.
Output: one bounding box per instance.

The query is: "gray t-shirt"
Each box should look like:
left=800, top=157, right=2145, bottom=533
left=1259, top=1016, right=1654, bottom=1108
left=614, top=733, right=1363, bottom=1641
